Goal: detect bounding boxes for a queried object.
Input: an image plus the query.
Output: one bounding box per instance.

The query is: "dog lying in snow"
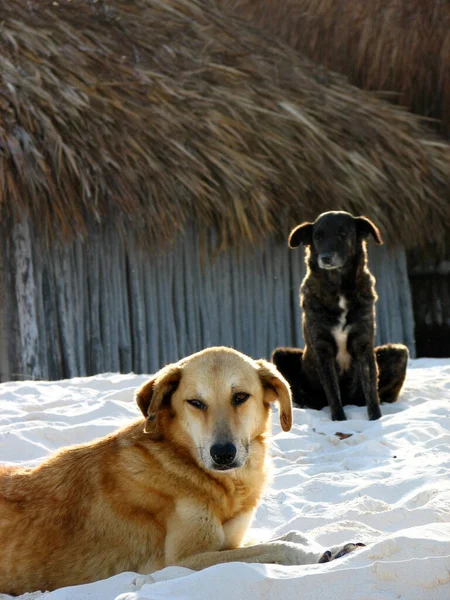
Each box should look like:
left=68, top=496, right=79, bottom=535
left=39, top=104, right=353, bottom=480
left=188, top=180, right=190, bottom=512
left=273, top=211, right=408, bottom=421
left=0, top=347, right=365, bottom=595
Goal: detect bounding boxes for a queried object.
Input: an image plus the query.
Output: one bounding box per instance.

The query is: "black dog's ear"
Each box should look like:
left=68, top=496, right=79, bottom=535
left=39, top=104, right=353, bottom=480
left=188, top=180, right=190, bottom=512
left=288, top=222, right=313, bottom=248
left=355, top=216, right=383, bottom=245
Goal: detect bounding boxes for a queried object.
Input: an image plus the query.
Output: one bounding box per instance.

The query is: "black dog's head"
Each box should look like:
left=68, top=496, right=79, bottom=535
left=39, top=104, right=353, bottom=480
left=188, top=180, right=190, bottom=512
left=288, top=211, right=382, bottom=270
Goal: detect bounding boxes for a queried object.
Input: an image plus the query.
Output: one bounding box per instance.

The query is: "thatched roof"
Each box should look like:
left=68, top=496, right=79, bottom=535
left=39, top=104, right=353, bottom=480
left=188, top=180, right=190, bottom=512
left=0, top=0, right=449, bottom=250
left=227, top=0, right=450, bottom=137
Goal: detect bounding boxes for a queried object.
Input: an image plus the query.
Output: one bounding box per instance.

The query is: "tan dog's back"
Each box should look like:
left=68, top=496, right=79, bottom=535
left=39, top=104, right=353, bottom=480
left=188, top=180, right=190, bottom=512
left=0, top=425, right=164, bottom=593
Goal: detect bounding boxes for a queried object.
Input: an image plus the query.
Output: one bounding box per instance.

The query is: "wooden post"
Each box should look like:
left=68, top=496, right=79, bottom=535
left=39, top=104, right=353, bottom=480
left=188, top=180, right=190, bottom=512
left=0, top=234, right=10, bottom=382
left=12, top=219, right=42, bottom=380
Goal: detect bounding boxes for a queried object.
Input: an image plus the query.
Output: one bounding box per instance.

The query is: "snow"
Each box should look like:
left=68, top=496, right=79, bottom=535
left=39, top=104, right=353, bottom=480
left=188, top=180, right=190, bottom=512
left=1, top=359, right=450, bottom=600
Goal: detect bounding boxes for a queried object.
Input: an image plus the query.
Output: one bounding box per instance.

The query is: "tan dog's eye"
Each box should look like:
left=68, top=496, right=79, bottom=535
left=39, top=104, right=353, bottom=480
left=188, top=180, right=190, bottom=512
left=232, top=392, right=250, bottom=406
left=186, top=399, right=207, bottom=411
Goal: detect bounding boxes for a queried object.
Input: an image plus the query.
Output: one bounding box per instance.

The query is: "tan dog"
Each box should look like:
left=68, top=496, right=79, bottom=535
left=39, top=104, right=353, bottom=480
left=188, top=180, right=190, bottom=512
left=0, top=347, right=363, bottom=595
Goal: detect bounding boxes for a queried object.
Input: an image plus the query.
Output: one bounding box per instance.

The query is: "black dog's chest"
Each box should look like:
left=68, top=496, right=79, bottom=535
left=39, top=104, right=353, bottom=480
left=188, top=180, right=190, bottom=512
left=330, top=295, right=351, bottom=373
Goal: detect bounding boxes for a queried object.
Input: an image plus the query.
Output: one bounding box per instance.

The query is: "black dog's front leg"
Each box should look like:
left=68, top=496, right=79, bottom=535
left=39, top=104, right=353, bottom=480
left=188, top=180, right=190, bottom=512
left=355, top=349, right=382, bottom=421
left=311, top=341, right=346, bottom=421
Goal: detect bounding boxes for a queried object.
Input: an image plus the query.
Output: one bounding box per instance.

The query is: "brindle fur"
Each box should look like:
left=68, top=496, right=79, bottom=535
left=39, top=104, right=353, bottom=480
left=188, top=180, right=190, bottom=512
left=273, top=211, right=408, bottom=421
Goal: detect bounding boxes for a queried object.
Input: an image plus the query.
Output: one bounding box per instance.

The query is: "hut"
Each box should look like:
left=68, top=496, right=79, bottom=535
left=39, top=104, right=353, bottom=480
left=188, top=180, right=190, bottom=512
left=226, top=0, right=450, bottom=356
left=0, top=0, right=449, bottom=381
left=226, top=0, right=450, bottom=133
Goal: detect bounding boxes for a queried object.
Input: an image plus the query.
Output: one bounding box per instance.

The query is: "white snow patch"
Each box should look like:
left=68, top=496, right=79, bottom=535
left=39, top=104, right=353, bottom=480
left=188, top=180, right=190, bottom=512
left=1, top=359, right=450, bottom=599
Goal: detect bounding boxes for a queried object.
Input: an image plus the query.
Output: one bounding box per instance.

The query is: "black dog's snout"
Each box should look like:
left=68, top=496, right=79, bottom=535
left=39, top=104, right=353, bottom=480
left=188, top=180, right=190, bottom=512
left=320, top=253, right=333, bottom=265
left=210, top=442, right=237, bottom=466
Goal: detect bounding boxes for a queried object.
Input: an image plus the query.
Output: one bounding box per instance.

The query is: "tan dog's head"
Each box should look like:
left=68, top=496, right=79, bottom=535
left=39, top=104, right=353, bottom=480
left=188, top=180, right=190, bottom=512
left=136, top=347, right=292, bottom=472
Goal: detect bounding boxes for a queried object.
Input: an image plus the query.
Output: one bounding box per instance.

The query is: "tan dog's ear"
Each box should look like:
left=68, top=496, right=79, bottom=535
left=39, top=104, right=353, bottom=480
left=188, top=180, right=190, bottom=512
left=136, top=364, right=182, bottom=433
left=256, top=359, right=293, bottom=432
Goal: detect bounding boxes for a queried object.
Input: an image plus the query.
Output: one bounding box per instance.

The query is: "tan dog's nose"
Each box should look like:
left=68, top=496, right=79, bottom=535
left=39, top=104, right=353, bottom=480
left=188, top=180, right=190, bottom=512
left=210, top=442, right=237, bottom=467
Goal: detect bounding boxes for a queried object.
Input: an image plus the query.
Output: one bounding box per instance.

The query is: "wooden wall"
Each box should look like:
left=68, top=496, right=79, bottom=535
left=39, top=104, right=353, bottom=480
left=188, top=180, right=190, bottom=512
left=0, top=221, right=415, bottom=381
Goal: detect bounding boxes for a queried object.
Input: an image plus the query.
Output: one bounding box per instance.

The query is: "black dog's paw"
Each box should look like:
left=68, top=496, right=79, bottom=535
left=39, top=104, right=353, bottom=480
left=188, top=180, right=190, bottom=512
left=318, top=542, right=365, bottom=563
left=331, top=408, right=347, bottom=421
left=368, top=405, right=382, bottom=421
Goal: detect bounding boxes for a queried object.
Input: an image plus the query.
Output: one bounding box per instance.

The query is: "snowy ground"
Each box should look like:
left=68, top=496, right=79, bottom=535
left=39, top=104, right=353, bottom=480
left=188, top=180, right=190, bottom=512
left=1, top=359, right=450, bottom=600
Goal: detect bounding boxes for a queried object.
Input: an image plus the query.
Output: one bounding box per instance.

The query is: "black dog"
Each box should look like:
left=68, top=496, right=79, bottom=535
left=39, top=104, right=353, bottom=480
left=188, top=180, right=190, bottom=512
left=273, top=211, right=408, bottom=421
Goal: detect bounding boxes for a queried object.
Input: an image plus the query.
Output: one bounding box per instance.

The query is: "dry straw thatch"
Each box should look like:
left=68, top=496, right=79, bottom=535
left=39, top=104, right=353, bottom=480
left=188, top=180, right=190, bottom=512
left=227, top=0, right=450, bottom=137
left=0, top=0, right=449, bottom=250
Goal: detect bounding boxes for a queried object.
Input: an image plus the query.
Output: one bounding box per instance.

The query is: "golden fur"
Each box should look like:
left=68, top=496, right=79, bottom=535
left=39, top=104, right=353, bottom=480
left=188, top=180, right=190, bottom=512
left=0, top=347, right=294, bottom=595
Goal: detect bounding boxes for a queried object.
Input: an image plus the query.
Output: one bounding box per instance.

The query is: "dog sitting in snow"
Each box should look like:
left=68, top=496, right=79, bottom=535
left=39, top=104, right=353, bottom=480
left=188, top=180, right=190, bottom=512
left=273, top=211, right=408, bottom=421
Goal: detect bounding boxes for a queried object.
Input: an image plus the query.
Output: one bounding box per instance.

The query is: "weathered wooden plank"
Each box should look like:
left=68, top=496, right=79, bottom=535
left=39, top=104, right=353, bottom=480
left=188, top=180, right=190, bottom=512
left=171, top=237, right=190, bottom=361
left=181, top=227, right=201, bottom=358
left=0, top=233, right=10, bottom=382
left=126, top=234, right=148, bottom=373
left=53, top=243, right=78, bottom=378
left=72, top=240, right=86, bottom=376
left=105, top=229, right=121, bottom=374
left=87, top=230, right=103, bottom=374
left=116, top=235, right=132, bottom=373
left=31, top=237, right=49, bottom=380
left=12, top=220, right=42, bottom=380
left=154, top=247, right=178, bottom=367
left=98, top=226, right=116, bottom=372
left=217, top=246, right=235, bottom=350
